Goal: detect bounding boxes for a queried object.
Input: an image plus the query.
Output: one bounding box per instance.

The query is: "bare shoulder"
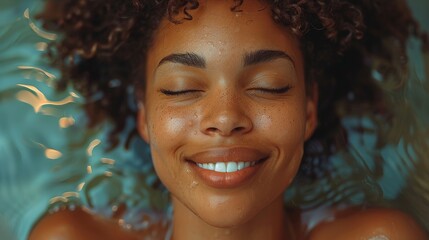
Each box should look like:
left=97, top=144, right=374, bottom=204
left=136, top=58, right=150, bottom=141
left=308, top=208, right=428, bottom=240
left=29, top=207, right=142, bottom=240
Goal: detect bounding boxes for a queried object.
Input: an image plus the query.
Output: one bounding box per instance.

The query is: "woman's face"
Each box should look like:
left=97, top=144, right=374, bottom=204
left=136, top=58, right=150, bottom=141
left=138, top=0, right=317, bottom=227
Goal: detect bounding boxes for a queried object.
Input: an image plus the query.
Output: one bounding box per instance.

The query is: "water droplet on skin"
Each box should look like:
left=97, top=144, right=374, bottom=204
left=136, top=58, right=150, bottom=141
left=49, top=205, right=60, bottom=213
left=69, top=204, right=76, bottom=211
left=207, top=41, right=215, bottom=48
left=190, top=181, right=199, bottom=188
left=118, top=219, right=125, bottom=226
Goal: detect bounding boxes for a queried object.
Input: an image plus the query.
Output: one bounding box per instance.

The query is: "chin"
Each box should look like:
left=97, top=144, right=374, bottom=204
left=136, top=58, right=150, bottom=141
left=186, top=192, right=269, bottom=229
left=196, top=207, right=255, bottom=229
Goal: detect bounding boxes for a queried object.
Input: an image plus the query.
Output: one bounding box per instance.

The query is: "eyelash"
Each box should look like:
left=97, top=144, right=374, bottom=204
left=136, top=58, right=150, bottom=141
left=160, top=85, right=292, bottom=96
left=251, top=85, right=292, bottom=94
left=160, top=89, right=202, bottom=95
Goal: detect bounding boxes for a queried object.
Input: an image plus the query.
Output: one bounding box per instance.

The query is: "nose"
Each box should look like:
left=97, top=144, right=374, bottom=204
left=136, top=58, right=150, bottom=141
left=200, top=91, right=253, bottom=137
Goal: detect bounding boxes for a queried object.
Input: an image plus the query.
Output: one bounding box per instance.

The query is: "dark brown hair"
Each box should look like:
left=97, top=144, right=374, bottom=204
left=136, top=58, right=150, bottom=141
left=37, top=0, right=428, bottom=179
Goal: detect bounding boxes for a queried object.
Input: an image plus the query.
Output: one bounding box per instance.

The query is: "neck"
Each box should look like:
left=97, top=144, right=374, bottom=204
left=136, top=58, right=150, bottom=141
left=170, top=196, right=293, bottom=240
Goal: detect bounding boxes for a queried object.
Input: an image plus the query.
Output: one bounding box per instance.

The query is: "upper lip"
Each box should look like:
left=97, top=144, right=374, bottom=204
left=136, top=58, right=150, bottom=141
left=186, top=147, right=269, bottom=164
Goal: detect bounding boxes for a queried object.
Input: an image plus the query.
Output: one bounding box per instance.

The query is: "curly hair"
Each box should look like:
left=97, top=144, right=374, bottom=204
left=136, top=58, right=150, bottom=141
left=37, top=0, right=428, bottom=179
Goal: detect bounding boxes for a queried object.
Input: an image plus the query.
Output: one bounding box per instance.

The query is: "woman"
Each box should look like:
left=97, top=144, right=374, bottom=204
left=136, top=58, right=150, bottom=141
left=30, top=0, right=428, bottom=239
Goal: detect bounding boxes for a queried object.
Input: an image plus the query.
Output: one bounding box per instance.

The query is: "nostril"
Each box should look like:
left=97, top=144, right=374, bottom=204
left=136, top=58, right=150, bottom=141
left=201, top=112, right=253, bottom=136
left=207, top=127, right=218, bottom=132
left=232, top=126, right=246, bottom=133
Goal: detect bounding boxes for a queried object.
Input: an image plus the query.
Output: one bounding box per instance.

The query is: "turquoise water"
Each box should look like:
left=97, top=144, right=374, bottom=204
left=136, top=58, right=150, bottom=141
left=0, top=1, right=428, bottom=239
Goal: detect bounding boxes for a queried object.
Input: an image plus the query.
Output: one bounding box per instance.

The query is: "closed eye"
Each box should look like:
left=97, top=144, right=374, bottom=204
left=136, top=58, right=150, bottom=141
left=160, top=89, right=202, bottom=96
left=250, top=85, right=292, bottom=94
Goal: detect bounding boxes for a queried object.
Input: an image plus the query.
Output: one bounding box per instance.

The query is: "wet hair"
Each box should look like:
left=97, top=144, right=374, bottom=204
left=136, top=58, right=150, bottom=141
left=37, top=0, right=428, bottom=179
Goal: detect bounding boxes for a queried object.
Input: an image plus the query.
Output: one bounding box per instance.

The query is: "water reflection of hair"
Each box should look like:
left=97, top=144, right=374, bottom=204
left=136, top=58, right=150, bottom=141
left=37, top=0, right=428, bottom=180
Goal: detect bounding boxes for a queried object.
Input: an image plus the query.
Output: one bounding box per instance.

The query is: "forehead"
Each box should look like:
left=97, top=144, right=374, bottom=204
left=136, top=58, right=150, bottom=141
left=147, top=0, right=302, bottom=68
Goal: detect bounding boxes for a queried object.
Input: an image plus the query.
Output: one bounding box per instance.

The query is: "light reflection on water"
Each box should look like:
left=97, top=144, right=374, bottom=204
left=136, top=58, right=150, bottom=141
left=0, top=1, right=428, bottom=240
left=16, top=84, right=77, bottom=113
left=23, top=8, right=57, bottom=41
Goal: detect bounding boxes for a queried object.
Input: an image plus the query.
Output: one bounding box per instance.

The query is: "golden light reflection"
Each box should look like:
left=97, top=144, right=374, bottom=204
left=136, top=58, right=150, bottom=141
left=77, top=182, right=86, bottom=191
left=49, top=196, right=67, bottom=204
left=34, top=142, right=63, bottom=160
left=70, top=92, right=80, bottom=98
left=18, top=66, right=56, bottom=84
left=49, top=192, right=79, bottom=204
left=86, top=139, right=101, bottom=156
left=16, top=84, right=76, bottom=113
left=39, top=107, right=60, bottom=117
left=100, top=158, right=115, bottom=165
left=87, top=165, right=93, bottom=174
left=59, top=117, right=75, bottom=128
left=63, top=192, right=79, bottom=198
left=23, top=9, right=57, bottom=41
left=35, top=42, right=48, bottom=51
left=45, top=148, right=62, bottom=160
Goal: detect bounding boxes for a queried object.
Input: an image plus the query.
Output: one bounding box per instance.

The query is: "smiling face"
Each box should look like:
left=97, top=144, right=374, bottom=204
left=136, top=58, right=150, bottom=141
left=137, top=0, right=317, bottom=228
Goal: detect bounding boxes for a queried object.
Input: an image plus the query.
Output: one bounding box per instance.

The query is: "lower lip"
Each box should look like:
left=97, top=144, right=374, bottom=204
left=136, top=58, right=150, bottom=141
left=189, top=161, right=263, bottom=188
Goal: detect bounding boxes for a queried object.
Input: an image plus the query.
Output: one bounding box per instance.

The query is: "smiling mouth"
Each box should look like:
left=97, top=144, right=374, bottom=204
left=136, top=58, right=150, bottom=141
left=194, top=159, right=266, bottom=173
left=185, top=147, right=269, bottom=188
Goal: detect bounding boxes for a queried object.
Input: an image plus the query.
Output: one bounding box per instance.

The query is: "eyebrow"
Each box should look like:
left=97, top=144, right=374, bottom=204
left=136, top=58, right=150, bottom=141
left=157, top=49, right=293, bottom=69
left=243, top=50, right=294, bottom=67
left=158, top=52, right=206, bottom=68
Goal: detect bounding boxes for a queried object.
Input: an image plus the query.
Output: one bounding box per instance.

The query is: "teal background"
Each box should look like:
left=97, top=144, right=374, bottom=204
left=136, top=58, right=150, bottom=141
left=0, top=1, right=428, bottom=239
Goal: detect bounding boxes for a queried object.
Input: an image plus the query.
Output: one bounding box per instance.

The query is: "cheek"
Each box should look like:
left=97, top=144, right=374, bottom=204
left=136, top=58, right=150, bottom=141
left=253, top=114, right=272, bottom=128
left=149, top=107, right=197, bottom=148
left=254, top=103, right=307, bottom=143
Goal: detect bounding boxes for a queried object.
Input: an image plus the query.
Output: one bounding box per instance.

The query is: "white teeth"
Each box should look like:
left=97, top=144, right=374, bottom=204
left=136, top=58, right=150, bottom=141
left=208, top=163, right=215, bottom=170
left=197, top=161, right=257, bottom=173
left=215, top=162, right=226, bottom=172
left=226, top=162, right=237, bottom=173
left=237, top=162, right=244, bottom=170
